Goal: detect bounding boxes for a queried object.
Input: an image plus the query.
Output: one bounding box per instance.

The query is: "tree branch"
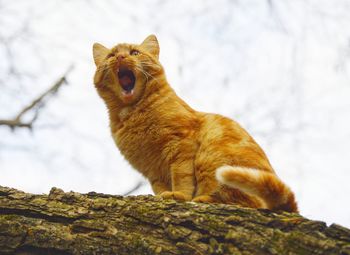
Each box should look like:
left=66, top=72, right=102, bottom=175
left=0, top=186, right=349, bottom=255
left=0, top=65, right=74, bottom=130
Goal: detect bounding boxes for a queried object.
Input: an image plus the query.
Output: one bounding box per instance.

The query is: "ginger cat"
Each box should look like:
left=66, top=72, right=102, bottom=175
left=92, top=35, right=298, bottom=212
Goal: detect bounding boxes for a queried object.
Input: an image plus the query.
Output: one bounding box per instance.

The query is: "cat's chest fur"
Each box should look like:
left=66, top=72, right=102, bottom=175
left=111, top=102, right=199, bottom=179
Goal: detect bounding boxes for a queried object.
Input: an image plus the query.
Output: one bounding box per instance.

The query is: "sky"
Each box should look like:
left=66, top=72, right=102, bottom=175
left=1, top=0, right=350, bottom=228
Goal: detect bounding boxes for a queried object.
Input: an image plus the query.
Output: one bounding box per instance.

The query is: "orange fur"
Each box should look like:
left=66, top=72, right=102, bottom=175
left=92, top=35, right=298, bottom=212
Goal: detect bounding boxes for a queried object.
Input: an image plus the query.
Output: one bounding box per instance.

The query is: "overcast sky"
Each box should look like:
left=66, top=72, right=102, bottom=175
left=1, top=0, right=350, bottom=228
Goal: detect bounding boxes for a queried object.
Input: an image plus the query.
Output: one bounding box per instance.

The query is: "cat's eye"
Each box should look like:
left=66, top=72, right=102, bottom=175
left=106, top=53, right=115, bottom=58
left=130, top=49, right=139, bottom=56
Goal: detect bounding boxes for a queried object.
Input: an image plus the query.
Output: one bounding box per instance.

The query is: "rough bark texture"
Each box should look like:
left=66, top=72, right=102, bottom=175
left=0, top=186, right=349, bottom=255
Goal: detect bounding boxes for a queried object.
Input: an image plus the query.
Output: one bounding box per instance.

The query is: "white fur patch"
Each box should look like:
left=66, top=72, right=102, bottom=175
left=216, top=165, right=260, bottom=184
left=215, top=165, right=234, bottom=184
left=216, top=165, right=262, bottom=195
left=216, top=165, right=290, bottom=209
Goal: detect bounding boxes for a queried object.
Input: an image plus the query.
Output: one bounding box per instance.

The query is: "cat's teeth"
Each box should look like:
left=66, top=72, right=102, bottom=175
left=122, top=89, right=134, bottom=98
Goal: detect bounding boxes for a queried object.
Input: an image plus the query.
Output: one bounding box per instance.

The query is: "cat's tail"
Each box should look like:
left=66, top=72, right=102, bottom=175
left=216, top=166, right=298, bottom=212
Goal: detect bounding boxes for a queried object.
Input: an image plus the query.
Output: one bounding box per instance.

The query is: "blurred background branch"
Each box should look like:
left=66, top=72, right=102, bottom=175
left=0, top=65, right=74, bottom=130
left=123, top=181, right=145, bottom=196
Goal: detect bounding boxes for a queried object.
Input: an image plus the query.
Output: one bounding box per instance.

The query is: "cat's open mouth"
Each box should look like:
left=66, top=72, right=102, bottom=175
left=117, top=68, right=135, bottom=95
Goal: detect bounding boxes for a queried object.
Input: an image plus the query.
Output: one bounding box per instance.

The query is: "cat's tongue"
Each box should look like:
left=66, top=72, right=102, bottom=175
left=117, top=69, right=135, bottom=94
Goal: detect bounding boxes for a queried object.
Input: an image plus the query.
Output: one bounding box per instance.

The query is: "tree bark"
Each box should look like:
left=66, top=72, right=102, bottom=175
left=0, top=186, right=349, bottom=255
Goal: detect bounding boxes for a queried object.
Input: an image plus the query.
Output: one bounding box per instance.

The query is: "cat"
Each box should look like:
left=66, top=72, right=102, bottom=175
left=92, top=35, right=298, bottom=212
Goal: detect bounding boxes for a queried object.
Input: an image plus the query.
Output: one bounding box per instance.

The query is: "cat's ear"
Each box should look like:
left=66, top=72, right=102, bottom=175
left=93, top=43, right=109, bottom=66
left=141, top=35, right=159, bottom=59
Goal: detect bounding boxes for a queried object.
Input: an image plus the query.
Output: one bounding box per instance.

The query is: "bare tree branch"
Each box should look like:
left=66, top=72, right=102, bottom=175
left=0, top=64, right=74, bottom=130
left=1, top=186, right=349, bottom=254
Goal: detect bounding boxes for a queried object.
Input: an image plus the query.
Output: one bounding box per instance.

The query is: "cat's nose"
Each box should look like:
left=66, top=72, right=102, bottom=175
left=117, top=55, right=126, bottom=62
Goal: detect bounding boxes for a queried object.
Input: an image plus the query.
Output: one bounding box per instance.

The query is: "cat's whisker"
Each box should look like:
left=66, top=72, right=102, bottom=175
left=139, top=61, right=162, bottom=78
left=97, top=63, right=159, bottom=85
left=135, top=65, right=160, bottom=84
left=97, top=64, right=112, bottom=73
left=135, top=66, right=150, bottom=83
left=140, top=61, right=161, bottom=69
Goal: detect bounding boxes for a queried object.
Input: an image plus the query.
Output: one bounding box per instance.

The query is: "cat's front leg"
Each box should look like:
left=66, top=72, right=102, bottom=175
left=151, top=179, right=170, bottom=195
left=192, top=164, right=219, bottom=203
left=152, top=179, right=186, bottom=201
left=159, top=159, right=195, bottom=201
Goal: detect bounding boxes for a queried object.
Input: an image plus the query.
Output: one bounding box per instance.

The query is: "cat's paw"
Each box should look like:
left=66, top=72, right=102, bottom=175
left=192, top=195, right=214, bottom=203
left=159, top=191, right=190, bottom=201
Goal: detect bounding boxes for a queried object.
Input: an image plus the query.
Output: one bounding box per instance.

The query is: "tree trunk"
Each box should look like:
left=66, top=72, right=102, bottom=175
left=0, top=186, right=349, bottom=255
